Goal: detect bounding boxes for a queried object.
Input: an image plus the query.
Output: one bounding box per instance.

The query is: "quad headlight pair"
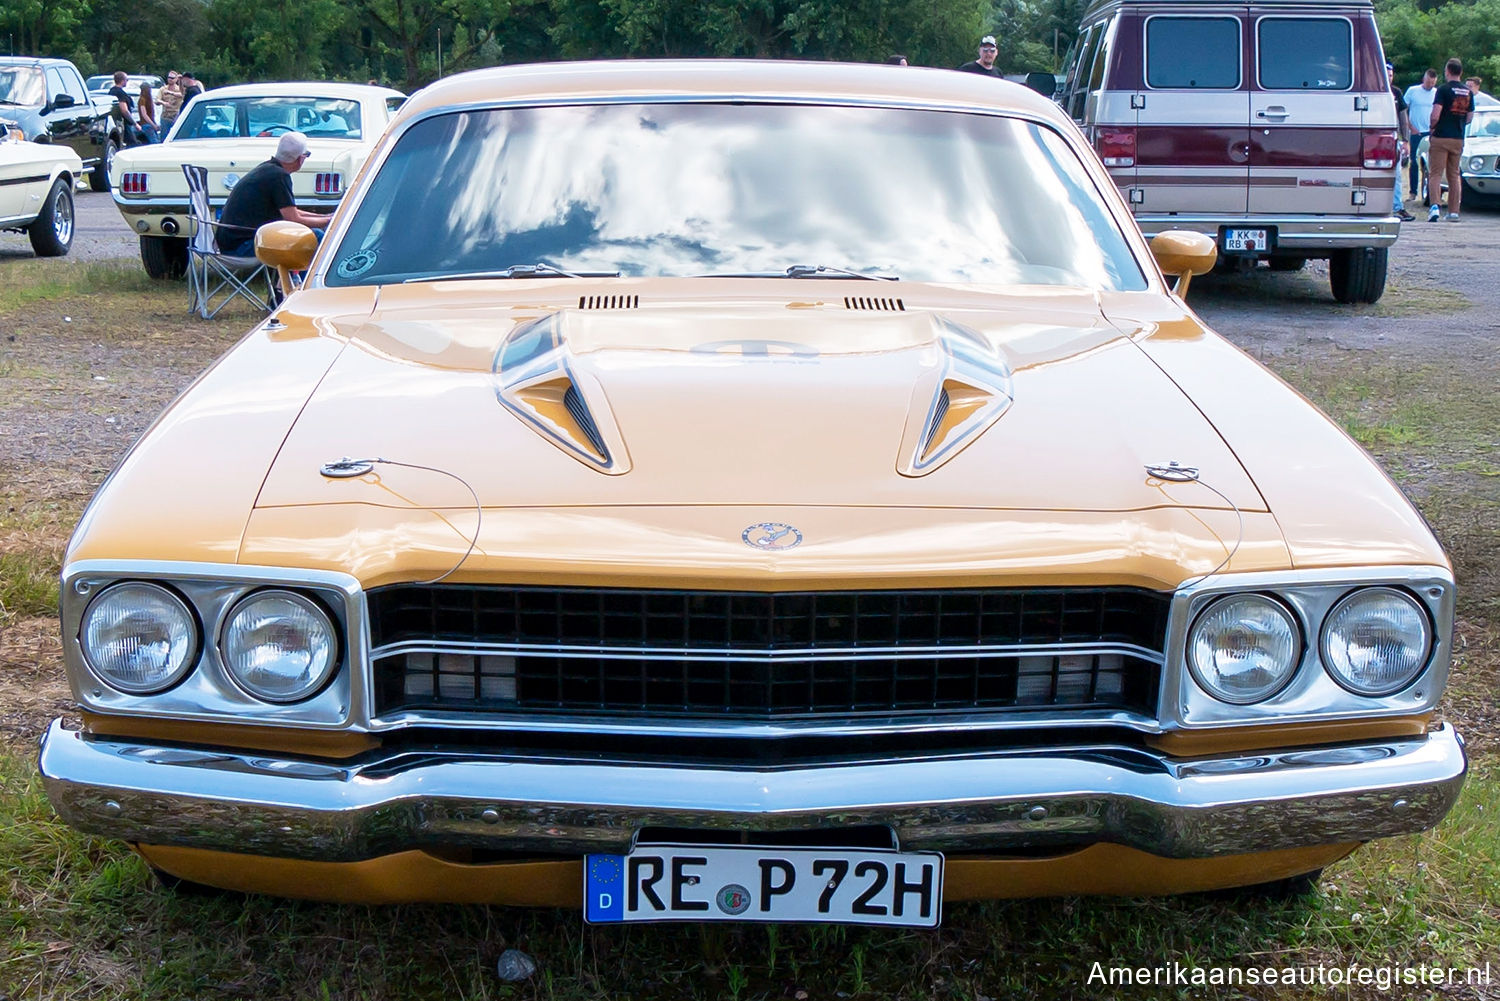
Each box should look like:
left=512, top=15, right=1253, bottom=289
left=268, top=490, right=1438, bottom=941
left=1188, top=588, right=1431, bottom=704
left=79, top=582, right=338, bottom=703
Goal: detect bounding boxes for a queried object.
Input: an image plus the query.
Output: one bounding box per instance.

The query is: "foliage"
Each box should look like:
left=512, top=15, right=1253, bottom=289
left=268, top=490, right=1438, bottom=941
left=1379, top=0, right=1500, bottom=88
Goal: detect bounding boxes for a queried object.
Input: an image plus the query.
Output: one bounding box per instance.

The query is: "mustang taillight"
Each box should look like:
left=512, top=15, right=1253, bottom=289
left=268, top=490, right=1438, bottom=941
left=120, top=172, right=149, bottom=195
left=1362, top=131, right=1398, bottom=170
left=1096, top=127, right=1137, bottom=168
left=314, top=172, right=342, bottom=195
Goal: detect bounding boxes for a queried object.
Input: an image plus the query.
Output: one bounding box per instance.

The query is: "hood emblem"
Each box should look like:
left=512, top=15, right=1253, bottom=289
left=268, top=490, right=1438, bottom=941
left=743, top=522, right=803, bottom=551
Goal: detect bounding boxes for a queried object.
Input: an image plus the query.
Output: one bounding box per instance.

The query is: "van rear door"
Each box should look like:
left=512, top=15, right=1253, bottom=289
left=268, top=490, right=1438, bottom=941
left=1248, top=12, right=1372, bottom=217
left=1134, top=10, right=1250, bottom=220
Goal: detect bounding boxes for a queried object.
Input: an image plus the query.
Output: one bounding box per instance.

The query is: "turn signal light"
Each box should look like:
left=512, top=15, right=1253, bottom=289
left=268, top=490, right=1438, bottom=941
left=120, top=172, right=149, bottom=194
left=1362, top=132, right=1398, bottom=170
left=1096, top=127, right=1137, bottom=168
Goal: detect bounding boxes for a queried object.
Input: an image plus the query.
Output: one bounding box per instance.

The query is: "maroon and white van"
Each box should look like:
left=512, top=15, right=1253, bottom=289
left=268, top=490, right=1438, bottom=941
left=1057, top=0, right=1399, bottom=302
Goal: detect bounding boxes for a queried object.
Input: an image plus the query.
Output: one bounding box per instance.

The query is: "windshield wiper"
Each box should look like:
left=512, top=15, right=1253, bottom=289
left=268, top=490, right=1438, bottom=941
left=403, top=262, right=620, bottom=283
left=784, top=264, right=898, bottom=281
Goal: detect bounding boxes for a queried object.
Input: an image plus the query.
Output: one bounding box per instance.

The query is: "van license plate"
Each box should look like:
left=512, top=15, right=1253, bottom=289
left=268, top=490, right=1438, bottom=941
left=1223, top=228, right=1271, bottom=252
left=584, top=846, right=944, bottom=927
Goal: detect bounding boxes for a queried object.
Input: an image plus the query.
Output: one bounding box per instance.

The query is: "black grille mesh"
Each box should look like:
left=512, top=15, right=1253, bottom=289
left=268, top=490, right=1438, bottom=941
left=368, top=586, right=1168, bottom=720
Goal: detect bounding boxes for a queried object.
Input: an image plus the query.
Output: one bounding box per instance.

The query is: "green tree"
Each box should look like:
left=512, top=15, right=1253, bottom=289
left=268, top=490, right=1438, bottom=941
left=1, top=0, right=91, bottom=62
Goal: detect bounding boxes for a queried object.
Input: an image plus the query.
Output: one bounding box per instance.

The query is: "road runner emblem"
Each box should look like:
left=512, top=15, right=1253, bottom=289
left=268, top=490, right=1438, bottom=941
left=743, top=522, right=803, bottom=550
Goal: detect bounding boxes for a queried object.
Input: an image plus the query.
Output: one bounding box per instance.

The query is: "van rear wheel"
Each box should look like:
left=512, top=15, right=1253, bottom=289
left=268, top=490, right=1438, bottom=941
left=1329, top=247, right=1387, bottom=304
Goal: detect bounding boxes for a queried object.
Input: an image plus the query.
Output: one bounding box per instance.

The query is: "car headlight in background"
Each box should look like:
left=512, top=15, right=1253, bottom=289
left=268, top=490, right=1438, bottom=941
left=1321, top=588, right=1432, bottom=696
left=1188, top=594, right=1301, bottom=704
left=80, top=582, right=199, bottom=694
left=1468, top=155, right=1486, bottom=173
left=221, top=590, right=338, bottom=702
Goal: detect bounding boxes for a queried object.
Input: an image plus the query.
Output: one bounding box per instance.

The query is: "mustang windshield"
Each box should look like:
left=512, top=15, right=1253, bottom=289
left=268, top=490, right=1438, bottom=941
left=172, top=97, right=363, bottom=141
left=327, top=103, right=1146, bottom=289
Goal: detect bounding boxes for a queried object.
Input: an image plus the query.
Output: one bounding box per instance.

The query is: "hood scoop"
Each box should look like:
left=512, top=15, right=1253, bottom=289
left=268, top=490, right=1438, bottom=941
left=896, top=318, right=1014, bottom=477
left=495, top=314, right=630, bottom=474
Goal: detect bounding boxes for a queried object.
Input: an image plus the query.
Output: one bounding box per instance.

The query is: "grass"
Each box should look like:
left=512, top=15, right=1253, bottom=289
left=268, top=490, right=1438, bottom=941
left=1, top=256, right=1498, bottom=999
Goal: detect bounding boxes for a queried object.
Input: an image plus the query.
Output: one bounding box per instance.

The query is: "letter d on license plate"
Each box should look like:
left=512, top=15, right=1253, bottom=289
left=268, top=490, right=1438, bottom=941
left=585, top=846, right=943, bottom=927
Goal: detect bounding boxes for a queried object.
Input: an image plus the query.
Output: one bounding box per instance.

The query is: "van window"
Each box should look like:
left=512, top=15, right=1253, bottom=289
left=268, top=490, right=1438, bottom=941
left=1068, top=23, right=1102, bottom=119
left=1258, top=18, right=1352, bottom=90
left=1145, top=17, right=1240, bottom=89
left=1087, top=17, right=1115, bottom=92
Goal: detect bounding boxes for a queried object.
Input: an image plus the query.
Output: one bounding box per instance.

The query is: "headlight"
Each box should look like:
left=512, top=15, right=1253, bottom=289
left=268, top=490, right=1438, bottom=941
left=1187, top=594, right=1301, bottom=704
left=221, top=590, right=338, bottom=703
left=1320, top=588, right=1431, bottom=696
left=80, top=582, right=198, bottom=694
left=1468, top=155, right=1486, bottom=173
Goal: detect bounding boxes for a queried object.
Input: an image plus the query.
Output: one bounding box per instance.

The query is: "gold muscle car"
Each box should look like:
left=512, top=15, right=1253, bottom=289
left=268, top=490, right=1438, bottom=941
left=108, top=81, right=405, bottom=278
left=0, top=123, right=81, bottom=256
left=40, top=61, right=1465, bottom=926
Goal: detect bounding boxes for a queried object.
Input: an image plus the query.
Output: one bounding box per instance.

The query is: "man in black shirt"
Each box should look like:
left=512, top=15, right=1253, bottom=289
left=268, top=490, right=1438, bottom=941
left=216, top=131, right=331, bottom=255
left=958, top=36, right=1001, bottom=77
left=106, top=71, right=142, bottom=146
left=1427, top=57, right=1474, bottom=221
left=1388, top=62, right=1414, bottom=221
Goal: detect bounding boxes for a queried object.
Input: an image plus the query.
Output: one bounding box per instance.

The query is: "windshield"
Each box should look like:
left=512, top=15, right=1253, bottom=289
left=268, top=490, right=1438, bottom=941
left=0, top=66, right=44, bottom=106
left=172, top=96, right=363, bottom=140
left=86, top=75, right=111, bottom=92
left=326, top=103, right=1145, bottom=290
left=1468, top=110, right=1500, bottom=139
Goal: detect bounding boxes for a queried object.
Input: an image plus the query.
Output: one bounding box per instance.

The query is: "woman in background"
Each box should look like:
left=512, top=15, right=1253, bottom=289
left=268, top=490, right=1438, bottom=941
left=137, top=82, right=161, bottom=143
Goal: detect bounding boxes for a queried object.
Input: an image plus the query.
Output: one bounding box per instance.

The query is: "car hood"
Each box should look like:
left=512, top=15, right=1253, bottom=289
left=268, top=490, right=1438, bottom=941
left=255, top=287, right=1266, bottom=517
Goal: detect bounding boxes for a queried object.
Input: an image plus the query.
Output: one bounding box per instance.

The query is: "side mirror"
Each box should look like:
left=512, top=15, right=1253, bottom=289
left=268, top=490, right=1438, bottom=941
left=256, top=221, right=318, bottom=293
left=1150, top=231, right=1217, bottom=296
left=52, top=93, right=76, bottom=109
left=1024, top=72, right=1057, bottom=97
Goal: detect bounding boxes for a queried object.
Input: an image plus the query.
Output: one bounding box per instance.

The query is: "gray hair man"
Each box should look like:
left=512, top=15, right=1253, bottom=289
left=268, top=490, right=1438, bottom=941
left=215, top=132, right=331, bottom=256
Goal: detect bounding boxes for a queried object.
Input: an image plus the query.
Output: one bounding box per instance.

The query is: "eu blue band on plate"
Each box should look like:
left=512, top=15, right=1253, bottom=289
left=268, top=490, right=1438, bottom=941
left=586, top=855, right=625, bottom=922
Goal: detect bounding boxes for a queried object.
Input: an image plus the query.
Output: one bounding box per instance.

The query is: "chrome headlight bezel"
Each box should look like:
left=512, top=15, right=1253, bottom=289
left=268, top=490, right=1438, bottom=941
left=1468, top=155, right=1486, bottom=173
left=220, top=589, right=341, bottom=704
left=1319, top=586, right=1433, bottom=697
left=1186, top=593, right=1302, bottom=705
left=78, top=581, right=201, bottom=695
left=1166, top=567, right=1453, bottom=729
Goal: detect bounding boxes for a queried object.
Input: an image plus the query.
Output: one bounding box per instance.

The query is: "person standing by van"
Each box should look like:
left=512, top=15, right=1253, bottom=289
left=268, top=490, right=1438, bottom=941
left=1388, top=63, right=1415, bottom=221
left=1428, top=59, right=1474, bottom=222
left=1404, top=69, right=1438, bottom=200
left=958, top=36, right=1001, bottom=76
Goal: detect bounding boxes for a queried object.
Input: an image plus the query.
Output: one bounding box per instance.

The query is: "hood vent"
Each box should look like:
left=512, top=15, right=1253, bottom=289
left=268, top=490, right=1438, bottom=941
left=845, top=296, right=905, bottom=311
left=897, top=319, right=1014, bottom=477
left=493, top=314, right=630, bottom=474
left=579, top=295, right=640, bottom=310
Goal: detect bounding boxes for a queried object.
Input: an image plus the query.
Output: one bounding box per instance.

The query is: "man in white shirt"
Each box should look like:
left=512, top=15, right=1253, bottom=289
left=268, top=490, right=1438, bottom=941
left=1404, top=68, right=1438, bottom=200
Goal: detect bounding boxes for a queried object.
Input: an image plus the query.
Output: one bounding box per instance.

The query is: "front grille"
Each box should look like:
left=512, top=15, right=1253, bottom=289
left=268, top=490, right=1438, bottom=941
left=369, top=586, right=1168, bottom=721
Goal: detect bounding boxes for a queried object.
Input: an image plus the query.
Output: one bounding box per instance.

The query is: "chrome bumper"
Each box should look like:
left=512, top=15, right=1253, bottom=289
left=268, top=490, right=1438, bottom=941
left=1134, top=214, right=1400, bottom=250
left=38, top=720, right=1465, bottom=862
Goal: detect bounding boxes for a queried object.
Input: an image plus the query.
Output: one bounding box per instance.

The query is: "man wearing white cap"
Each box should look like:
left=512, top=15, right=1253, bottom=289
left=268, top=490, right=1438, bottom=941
left=216, top=131, right=331, bottom=255
left=958, top=36, right=1001, bottom=76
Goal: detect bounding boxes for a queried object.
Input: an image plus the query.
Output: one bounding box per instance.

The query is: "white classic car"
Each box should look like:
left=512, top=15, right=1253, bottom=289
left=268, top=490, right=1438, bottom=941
left=0, top=122, right=82, bottom=256
left=109, top=82, right=405, bottom=277
left=1418, top=97, right=1500, bottom=208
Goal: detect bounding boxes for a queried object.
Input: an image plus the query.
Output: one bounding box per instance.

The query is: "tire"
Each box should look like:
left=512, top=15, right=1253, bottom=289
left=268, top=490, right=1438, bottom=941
left=90, top=136, right=117, bottom=192
left=26, top=178, right=74, bottom=257
left=1329, top=247, right=1388, bottom=304
left=139, top=234, right=188, bottom=280
left=1267, top=256, right=1306, bottom=272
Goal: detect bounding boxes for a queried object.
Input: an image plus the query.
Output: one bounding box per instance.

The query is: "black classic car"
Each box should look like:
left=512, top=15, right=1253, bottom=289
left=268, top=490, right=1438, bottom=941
left=0, top=56, right=124, bottom=191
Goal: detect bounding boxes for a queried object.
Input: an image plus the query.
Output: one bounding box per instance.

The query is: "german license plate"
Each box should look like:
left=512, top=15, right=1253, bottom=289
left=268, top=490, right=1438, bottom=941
left=584, top=845, right=944, bottom=927
left=1222, top=228, right=1270, bottom=252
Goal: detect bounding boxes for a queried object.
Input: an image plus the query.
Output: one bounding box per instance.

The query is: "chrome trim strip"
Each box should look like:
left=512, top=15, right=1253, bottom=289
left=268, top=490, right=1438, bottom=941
left=1134, top=214, right=1399, bottom=248
left=371, top=639, right=1165, bottom=665
left=38, top=719, right=1467, bottom=859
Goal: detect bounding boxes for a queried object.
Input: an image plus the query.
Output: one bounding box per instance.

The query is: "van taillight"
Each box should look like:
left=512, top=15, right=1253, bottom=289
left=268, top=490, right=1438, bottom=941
left=1097, top=128, right=1136, bottom=168
left=1362, top=132, right=1398, bottom=170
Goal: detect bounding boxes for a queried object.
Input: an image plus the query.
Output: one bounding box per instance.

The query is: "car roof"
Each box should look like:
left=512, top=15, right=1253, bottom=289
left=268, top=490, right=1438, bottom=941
left=397, top=60, right=1063, bottom=125
left=0, top=56, right=65, bottom=67
left=1082, top=0, right=1374, bottom=15
left=193, top=81, right=407, bottom=101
